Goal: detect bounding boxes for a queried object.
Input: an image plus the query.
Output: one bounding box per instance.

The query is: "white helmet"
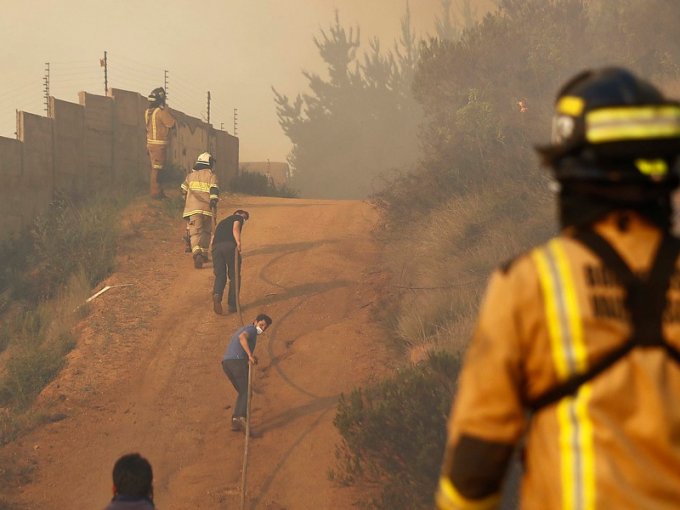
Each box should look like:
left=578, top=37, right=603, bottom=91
left=193, top=152, right=215, bottom=170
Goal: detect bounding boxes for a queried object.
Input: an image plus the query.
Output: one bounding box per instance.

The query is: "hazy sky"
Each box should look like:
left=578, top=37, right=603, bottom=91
left=0, top=1, right=493, bottom=162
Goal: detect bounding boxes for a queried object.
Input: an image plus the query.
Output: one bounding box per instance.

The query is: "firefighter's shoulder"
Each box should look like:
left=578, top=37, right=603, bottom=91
left=498, top=249, right=532, bottom=275
left=497, top=237, right=560, bottom=276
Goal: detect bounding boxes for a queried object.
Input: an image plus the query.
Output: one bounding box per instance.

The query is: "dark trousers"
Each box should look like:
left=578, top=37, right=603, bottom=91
left=212, top=241, right=241, bottom=308
left=222, top=358, right=249, bottom=418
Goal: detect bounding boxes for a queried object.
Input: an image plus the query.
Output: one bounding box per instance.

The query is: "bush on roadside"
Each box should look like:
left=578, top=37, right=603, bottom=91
left=0, top=189, right=124, bottom=449
left=230, top=170, right=299, bottom=198
left=0, top=272, right=88, bottom=411
left=331, top=351, right=460, bottom=509
left=5, top=193, right=119, bottom=303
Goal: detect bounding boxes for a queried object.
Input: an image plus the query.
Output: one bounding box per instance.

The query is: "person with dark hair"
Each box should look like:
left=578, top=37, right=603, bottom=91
left=145, top=87, right=176, bottom=199
left=436, top=67, right=680, bottom=509
left=222, top=313, right=272, bottom=432
left=212, top=209, right=250, bottom=314
left=104, top=453, right=154, bottom=510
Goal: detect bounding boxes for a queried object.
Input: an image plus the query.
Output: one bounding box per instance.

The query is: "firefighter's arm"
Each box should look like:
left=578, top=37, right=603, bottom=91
left=209, top=174, right=219, bottom=211
left=162, top=107, right=177, bottom=129
left=180, top=177, right=188, bottom=196
left=436, top=269, right=526, bottom=510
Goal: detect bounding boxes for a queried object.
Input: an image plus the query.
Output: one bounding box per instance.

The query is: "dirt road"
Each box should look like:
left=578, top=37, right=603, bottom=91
left=6, top=194, right=395, bottom=509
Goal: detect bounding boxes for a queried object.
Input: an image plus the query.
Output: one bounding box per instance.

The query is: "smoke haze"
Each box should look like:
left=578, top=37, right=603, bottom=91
left=0, top=0, right=493, bottom=163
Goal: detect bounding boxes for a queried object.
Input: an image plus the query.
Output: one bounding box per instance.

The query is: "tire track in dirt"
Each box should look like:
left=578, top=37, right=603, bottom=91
left=4, top=195, right=396, bottom=510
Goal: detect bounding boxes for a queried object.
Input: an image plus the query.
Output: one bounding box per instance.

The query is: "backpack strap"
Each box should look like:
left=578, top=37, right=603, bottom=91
left=528, top=229, right=680, bottom=412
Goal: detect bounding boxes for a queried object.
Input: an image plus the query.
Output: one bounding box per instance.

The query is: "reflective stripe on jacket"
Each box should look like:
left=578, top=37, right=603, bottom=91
left=145, top=106, right=176, bottom=145
left=181, top=168, right=219, bottom=217
left=438, top=212, right=680, bottom=510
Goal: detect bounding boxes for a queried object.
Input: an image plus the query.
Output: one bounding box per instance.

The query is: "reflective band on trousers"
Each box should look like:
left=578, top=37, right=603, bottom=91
left=586, top=105, right=680, bottom=144
left=532, top=239, right=596, bottom=510
left=183, top=209, right=214, bottom=218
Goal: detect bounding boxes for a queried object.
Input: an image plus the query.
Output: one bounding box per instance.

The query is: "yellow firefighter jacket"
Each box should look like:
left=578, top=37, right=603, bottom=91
left=437, top=212, right=680, bottom=510
left=181, top=168, right=219, bottom=218
left=145, top=106, right=176, bottom=145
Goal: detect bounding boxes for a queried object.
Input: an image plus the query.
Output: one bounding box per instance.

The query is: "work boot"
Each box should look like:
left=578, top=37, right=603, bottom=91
left=213, top=294, right=223, bottom=315
left=193, top=254, right=203, bottom=269
left=228, top=305, right=237, bottom=314
left=183, top=233, right=192, bottom=253
left=231, top=417, right=246, bottom=432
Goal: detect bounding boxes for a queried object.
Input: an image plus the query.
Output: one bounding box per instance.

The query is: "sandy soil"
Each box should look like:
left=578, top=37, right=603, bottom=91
left=3, top=193, right=396, bottom=509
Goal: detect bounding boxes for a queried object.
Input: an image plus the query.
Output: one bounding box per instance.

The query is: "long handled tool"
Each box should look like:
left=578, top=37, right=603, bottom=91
left=234, top=245, right=244, bottom=325
left=235, top=245, right=250, bottom=510
left=240, top=358, right=253, bottom=510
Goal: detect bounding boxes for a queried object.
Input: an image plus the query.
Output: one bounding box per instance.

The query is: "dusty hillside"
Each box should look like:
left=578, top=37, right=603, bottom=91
left=3, top=193, right=396, bottom=509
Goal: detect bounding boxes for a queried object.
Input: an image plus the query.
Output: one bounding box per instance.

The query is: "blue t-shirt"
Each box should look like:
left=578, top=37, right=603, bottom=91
left=223, top=324, right=257, bottom=360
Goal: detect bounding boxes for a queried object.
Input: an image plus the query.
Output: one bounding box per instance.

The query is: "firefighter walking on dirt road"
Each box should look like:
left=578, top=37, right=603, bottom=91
left=212, top=209, right=249, bottom=314
left=436, top=67, right=680, bottom=510
left=145, top=87, right=176, bottom=199
left=181, top=152, right=219, bottom=269
left=222, top=314, right=272, bottom=433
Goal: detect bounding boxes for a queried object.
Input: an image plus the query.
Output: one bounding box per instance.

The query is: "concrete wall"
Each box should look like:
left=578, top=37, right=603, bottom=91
left=17, top=112, right=54, bottom=221
left=110, top=89, right=147, bottom=186
left=0, top=136, right=24, bottom=237
left=0, top=88, right=239, bottom=240
left=170, top=111, right=239, bottom=189
left=52, top=97, right=86, bottom=193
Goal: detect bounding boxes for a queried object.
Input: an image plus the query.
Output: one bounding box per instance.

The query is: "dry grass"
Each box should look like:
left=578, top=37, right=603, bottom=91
left=381, top=176, right=555, bottom=358
left=0, top=272, right=90, bottom=417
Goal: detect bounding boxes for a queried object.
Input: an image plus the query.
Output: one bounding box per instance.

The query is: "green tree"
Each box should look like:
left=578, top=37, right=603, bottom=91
left=352, top=1, right=680, bottom=507
left=273, top=8, right=422, bottom=199
left=434, top=0, right=478, bottom=41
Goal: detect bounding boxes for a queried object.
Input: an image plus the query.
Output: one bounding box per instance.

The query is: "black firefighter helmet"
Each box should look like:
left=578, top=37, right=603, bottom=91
left=147, top=87, right=167, bottom=107
left=536, top=67, right=680, bottom=193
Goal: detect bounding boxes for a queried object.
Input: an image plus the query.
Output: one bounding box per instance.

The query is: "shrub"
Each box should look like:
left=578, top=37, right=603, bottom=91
left=0, top=191, right=123, bottom=304
left=159, top=162, right=186, bottom=187
left=332, top=351, right=460, bottom=509
left=230, top=169, right=299, bottom=198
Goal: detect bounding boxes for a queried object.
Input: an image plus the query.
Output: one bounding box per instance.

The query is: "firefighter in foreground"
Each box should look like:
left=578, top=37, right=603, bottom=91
left=436, top=67, right=680, bottom=509
left=181, top=152, right=219, bottom=268
left=145, top=87, right=176, bottom=199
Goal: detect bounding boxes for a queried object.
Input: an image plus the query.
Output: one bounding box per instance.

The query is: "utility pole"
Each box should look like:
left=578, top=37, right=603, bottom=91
left=206, top=91, right=211, bottom=125
left=43, top=62, right=50, bottom=115
left=233, top=107, right=238, bottom=137
left=164, top=69, right=168, bottom=98
left=101, top=51, right=108, bottom=95
left=220, top=122, right=224, bottom=131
